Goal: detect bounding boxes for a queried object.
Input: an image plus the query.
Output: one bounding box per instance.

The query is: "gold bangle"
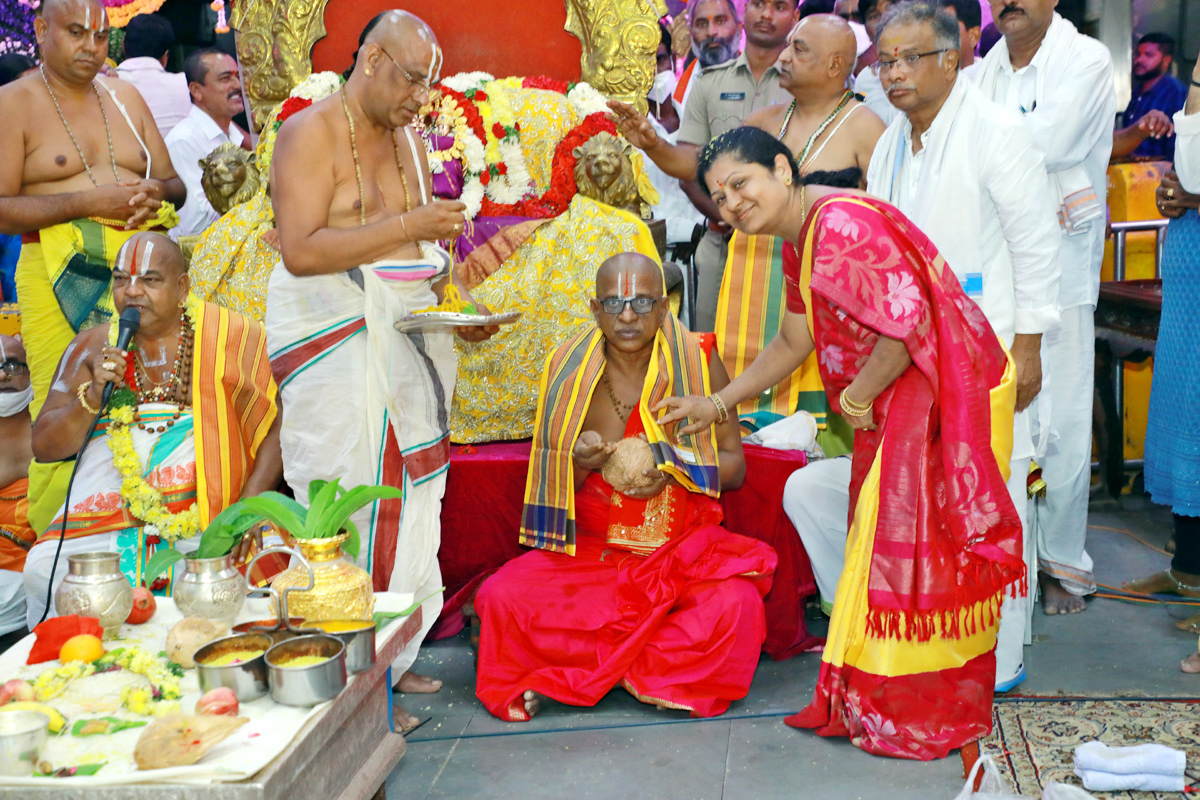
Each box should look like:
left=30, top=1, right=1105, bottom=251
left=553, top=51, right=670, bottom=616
left=77, top=380, right=101, bottom=415
left=839, top=389, right=872, bottom=418
left=709, top=393, right=729, bottom=425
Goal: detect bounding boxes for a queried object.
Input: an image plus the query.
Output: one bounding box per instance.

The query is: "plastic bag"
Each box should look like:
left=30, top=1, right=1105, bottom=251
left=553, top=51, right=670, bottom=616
left=1041, top=783, right=1096, bottom=800
left=955, top=756, right=1020, bottom=800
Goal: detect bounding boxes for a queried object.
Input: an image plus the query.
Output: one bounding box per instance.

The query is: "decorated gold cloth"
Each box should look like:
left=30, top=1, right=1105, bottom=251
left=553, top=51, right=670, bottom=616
left=451, top=195, right=660, bottom=442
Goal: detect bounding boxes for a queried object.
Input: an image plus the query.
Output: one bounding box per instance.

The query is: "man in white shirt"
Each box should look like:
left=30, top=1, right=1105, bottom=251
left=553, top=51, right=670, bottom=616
left=115, top=14, right=190, bottom=137
left=784, top=0, right=1059, bottom=692
left=165, top=47, right=249, bottom=239
left=973, top=0, right=1115, bottom=616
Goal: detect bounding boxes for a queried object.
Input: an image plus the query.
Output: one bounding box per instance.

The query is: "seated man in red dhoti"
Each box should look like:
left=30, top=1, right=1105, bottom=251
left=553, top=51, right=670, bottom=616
left=474, top=253, right=778, bottom=721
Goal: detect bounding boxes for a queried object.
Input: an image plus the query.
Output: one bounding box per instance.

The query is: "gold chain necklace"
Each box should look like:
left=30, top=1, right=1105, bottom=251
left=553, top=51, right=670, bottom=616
left=602, top=372, right=637, bottom=423
left=40, top=65, right=121, bottom=187
left=340, top=87, right=413, bottom=227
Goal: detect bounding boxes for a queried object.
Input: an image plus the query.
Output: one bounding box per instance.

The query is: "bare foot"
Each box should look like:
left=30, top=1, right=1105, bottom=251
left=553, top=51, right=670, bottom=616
left=522, top=689, right=545, bottom=718
left=1177, top=613, right=1200, bottom=634
left=1123, top=569, right=1200, bottom=598
left=1181, top=653, right=1200, bottom=674
left=1039, top=572, right=1087, bottom=615
left=397, top=670, right=442, bottom=694
left=393, top=703, right=422, bottom=733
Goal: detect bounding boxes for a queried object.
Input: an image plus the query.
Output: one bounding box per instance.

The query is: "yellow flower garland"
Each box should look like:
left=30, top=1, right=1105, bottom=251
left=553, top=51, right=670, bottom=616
left=105, top=295, right=203, bottom=543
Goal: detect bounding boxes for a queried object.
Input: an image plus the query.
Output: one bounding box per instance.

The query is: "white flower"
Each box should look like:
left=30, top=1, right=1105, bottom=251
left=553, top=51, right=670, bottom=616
left=460, top=181, right=485, bottom=219
left=290, top=71, right=343, bottom=101
left=567, top=82, right=610, bottom=118
left=819, top=344, right=844, bottom=375
left=885, top=272, right=922, bottom=320
left=442, top=72, right=496, bottom=93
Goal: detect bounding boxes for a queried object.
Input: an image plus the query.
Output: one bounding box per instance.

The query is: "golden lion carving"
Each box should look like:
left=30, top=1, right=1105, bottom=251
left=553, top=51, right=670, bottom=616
left=573, top=132, right=641, bottom=216
left=200, top=142, right=262, bottom=216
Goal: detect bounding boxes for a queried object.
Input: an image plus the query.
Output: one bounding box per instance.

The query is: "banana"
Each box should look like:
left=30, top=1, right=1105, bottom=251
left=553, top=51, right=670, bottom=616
left=0, top=701, right=67, bottom=733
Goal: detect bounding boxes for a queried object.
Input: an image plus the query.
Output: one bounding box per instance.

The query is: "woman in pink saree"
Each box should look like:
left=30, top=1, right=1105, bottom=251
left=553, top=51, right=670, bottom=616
left=658, top=127, right=1024, bottom=760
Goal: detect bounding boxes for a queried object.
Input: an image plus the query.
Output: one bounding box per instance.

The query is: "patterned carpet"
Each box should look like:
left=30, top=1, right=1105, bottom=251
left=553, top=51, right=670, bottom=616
left=977, top=699, right=1200, bottom=797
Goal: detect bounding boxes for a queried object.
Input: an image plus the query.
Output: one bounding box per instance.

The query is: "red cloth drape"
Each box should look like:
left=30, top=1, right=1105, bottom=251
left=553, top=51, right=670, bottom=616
left=435, top=442, right=820, bottom=660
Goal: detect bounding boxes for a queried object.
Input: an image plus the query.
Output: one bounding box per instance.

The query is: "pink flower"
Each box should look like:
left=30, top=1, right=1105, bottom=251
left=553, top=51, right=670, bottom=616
left=884, top=272, right=921, bottom=320
left=819, top=344, right=844, bottom=375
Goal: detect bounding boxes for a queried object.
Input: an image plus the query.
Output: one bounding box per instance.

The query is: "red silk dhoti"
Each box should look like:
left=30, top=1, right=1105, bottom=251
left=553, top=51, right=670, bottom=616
left=475, top=472, right=777, bottom=721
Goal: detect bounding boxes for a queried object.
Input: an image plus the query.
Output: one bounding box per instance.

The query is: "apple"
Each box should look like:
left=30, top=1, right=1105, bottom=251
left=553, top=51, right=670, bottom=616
left=126, top=586, right=157, bottom=624
left=0, top=679, right=35, bottom=706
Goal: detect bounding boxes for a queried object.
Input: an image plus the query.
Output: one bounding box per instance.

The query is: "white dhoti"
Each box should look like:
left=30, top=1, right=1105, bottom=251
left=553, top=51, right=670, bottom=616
left=266, top=247, right=456, bottom=680
left=1030, top=303, right=1096, bottom=595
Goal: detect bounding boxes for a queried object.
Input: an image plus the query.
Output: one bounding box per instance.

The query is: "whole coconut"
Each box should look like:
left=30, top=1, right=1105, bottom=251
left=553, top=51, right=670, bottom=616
left=601, top=437, right=659, bottom=494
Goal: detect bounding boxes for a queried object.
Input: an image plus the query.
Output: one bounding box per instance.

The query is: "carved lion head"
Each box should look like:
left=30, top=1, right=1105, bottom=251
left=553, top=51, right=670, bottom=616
left=573, top=132, right=640, bottom=213
left=199, top=142, right=261, bottom=215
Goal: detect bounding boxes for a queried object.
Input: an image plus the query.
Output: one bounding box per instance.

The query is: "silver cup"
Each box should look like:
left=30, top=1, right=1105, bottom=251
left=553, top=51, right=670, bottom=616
left=53, top=552, right=133, bottom=639
left=265, top=634, right=347, bottom=706
left=194, top=633, right=273, bottom=702
left=306, top=621, right=376, bottom=675
left=0, top=710, right=49, bottom=777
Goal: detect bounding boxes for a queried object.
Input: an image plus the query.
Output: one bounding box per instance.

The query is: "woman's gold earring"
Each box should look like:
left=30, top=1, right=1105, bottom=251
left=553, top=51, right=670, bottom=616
left=784, top=175, right=793, bottom=186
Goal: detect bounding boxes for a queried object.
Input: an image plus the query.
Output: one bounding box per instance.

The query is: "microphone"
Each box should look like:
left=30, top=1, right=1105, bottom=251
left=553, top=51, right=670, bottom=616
left=100, top=306, right=140, bottom=409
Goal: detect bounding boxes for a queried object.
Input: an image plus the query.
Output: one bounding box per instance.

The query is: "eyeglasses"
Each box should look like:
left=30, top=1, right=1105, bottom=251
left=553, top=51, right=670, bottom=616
left=377, top=46, right=430, bottom=96
left=0, top=359, right=28, bottom=377
left=873, top=49, right=949, bottom=75
left=599, top=296, right=660, bottom=315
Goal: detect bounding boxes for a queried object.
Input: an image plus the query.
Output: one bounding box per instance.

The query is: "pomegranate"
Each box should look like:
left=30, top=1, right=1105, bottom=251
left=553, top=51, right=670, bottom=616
left=126, top=586, right=157, bottom=624
left=195, top=687, right=239, bottom=716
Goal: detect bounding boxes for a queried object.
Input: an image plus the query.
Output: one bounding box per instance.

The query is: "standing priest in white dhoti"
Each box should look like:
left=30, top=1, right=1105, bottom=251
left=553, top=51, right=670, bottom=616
left=266, top=10, right=497, bottom=732
left=972, top=0, right=1115, bottom=616
left=783, top=1, right=1060, bottom=692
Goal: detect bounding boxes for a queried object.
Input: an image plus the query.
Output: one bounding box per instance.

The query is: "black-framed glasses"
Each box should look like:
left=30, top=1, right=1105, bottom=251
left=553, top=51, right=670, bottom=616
left=599, top=296, right=660, bottom=315
left=873, top=49, right=949, bottom=75
left=0, top=359, right=28, bottom=377
left=377, top=46, right=430, bottom=96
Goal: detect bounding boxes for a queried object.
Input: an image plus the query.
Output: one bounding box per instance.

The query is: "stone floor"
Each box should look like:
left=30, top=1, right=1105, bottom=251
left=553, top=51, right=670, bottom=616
left=386, top=496, right=1197, bottom=799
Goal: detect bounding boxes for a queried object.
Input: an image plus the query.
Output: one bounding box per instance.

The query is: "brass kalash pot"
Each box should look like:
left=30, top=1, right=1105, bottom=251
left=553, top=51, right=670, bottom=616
left=268, top=533, right=374, bottom=622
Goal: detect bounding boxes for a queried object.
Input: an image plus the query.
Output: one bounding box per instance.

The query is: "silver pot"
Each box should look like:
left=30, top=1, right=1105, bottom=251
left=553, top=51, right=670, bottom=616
left=194, top=633, right=272, bottom=702
left=0, top=710, right=49, bottom=777
left=265, top=634, right=346, bottom=706
left=54, top=552, right=133, bottom=640
left=173, top=554, right=246, bottom=624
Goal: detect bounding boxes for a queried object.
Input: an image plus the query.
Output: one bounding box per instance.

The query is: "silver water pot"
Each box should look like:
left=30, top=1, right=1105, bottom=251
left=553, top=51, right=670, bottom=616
left=54, top=552, right=134, bottom=639
left=172, top=554, right=246, bottom=624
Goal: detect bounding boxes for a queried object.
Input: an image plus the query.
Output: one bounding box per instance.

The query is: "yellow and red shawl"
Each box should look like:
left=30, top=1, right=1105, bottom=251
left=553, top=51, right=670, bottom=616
left=784, top=194, right=1022, bottom=760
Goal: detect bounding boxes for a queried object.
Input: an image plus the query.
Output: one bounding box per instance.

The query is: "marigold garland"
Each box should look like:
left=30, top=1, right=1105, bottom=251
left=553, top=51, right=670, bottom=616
left=105, top=294, right=203, bottom=543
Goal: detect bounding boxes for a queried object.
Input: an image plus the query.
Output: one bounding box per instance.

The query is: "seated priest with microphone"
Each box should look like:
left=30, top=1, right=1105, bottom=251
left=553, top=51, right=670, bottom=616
left=23, top=232, right=282, bottom=625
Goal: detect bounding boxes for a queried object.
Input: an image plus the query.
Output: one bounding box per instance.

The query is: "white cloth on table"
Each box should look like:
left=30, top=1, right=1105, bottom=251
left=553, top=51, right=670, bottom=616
left=743, top=410, right=818, bottom=452
left=165, top=104, right=243, bottom=238
left=114, top=57, right=191, bottom=138
left=1074, top=741, right=1185, bottom=792
left=1173, top=107, right=1200, bottom=193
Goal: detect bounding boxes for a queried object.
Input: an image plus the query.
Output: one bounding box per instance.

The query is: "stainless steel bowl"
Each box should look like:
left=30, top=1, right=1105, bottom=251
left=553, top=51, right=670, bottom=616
left=265, top=634, right=347, bottom=706
left=304, top=620, right=376, bottom=675
left=193, top=633, right=272, bottom=702
left=0, top=710, right=49, bottom=777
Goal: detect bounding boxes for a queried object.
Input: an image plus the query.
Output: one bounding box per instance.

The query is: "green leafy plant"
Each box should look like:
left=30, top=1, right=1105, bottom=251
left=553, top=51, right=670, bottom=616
left=142, top=502, right=265, bottom=587
left=237, top=479, right=403, bottom=562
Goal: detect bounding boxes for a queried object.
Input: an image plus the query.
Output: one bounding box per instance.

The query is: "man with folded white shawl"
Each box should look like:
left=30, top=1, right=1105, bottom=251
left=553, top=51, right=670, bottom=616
left=267, top=10, right=496, bottom=732
left=972, top=0, right=1115, bottom=616
left=784, top=1, right=1060, bottom=692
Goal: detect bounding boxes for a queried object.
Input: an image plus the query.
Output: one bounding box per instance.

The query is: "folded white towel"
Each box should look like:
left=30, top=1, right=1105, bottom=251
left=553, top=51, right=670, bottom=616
left=743, top=411, right=818, bottom=452
left=1073, top=741, right=1186, bottom=777
left=1073, top=768, right=1184, bottom=792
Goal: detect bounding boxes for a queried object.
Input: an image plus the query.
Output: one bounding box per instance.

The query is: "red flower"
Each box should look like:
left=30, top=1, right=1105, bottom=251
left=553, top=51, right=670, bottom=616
left=276, top=96, right=312, bottom=124
left=480, top=170, right=491, bottom=186
left=497, top=162, right=508, bottom=176
left=491, top=122, right=506, bottom=139
left=522, top=75, right=571, bottom=94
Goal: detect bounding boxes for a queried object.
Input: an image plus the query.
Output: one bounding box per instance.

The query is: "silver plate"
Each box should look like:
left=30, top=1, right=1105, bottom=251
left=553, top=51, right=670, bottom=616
left=393, top=310, right=522, bottom=333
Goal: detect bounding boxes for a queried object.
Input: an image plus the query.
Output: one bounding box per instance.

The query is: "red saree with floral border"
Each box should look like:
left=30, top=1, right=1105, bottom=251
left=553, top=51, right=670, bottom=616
left=782, top=194, right=1023, bottom=760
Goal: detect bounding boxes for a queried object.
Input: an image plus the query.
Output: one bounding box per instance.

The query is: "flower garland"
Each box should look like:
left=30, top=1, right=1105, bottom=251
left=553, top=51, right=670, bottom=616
left=479, top=112, right=617, bottom=219
left=418, top=88, right=487, bottom=216
left=105, top=294, right=203, bottom=543
left=36, top=648, right=183, bottom=716
left=103, top=0, right=168, bottom=30
left=474, top=77, right=534, bottom=205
